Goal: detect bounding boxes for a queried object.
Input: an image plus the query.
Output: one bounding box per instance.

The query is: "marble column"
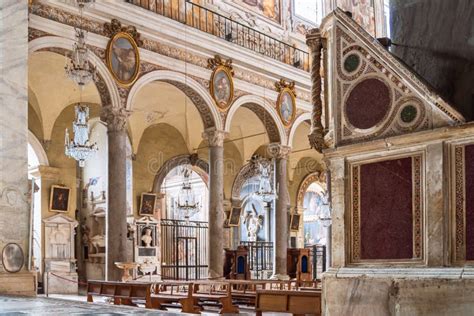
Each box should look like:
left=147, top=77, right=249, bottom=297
left=0, top=0, right=36, bottom=295
left=306, top=29, right=325, bottom=153
left=101, top=106, right=130, bottom=281
left=268, top=143, right=291, bottom=278
left=202, top=129, right=227, bottom=278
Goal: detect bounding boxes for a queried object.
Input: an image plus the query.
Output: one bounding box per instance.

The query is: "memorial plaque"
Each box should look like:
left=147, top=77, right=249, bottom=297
left=2, top=243, right=24, bottom=273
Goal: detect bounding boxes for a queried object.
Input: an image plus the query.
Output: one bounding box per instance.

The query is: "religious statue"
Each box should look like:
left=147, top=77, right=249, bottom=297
left=258, top=160, right=272, bottom=194
left=243, top=204, right=264, bottom=241
left=141, top=227, right=153, bottom=247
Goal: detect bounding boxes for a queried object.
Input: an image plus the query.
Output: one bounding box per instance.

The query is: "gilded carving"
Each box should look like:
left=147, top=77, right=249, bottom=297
left=207, top=55, right=235, bottom=111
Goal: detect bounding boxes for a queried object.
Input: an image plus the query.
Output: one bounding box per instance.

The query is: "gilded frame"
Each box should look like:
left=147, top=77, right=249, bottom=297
left=277, top=87, right=296, bottom=127
left=49, top=185, right=71, bottom=213
left=209, top=65, right=234, bottom=111
left=290, top=214, right=301, bottom=232
left=106, top=31, right=140, bottom=87
left=139, top=193, right=157, bottom=216
left=228, top=207, right=242, bottom=227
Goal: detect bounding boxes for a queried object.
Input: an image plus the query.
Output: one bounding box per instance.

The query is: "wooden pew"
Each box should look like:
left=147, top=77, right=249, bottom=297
left=192, top=281, right=239, bottom=314
left=255, top=289, right=322, bottom=316
left=150, top=281, right=201, bottom=314
left=87, top=280, right=152, bottom=308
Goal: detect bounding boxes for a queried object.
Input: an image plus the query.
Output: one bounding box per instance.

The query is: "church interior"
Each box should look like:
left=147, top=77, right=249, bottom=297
left=0, top=0, right=473, bottom=314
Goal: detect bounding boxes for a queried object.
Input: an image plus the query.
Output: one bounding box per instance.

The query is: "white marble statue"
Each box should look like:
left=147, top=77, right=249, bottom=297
left=243, top=204, right=264, bottom=241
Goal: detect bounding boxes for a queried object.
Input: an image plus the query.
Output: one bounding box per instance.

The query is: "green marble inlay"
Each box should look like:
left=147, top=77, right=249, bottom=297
left=400, top=105, right=418, bottom=123
left=343, top=54, right=360, bottom=73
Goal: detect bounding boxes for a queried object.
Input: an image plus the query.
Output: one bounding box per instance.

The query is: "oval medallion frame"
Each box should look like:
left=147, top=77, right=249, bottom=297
left=2, top=243, right=24, bottom=273
left=106, top=32, right=140, bottom=87
left=210, top=65, right=234, bottom=111
left=277, top=87, right=296, bottom=127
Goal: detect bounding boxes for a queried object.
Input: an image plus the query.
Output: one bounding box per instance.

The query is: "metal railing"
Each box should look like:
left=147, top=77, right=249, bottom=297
left=161, top=219, right=208, bottom=280
left=240, top=241, right=273, bottom=279
left=127, top=0, right=309, bottom=71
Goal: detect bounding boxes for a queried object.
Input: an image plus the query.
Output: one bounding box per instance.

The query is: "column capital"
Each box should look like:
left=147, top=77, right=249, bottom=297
left=268, top=143, right=291, bottom=159
left=306, top=28, right=322, bottom=51
left=100, top=106, right=131, bottom=132
left=202, top=129, right=228, bottom=147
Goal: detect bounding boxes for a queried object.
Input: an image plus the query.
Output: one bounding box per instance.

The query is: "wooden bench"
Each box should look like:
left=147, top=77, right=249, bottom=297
left=87, top=280, right=152, bottom=308
left=150, top=281, right=201, bottom=314
left=192, top=281, right=239, bottom=314
left=255, top=289, right=322, bottom=316
left=227, top=280, right=295, bottom=306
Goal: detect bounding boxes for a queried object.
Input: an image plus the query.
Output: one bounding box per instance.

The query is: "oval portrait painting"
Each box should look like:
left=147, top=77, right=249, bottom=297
left=2, top=243, right=24, bottom=273
left=106, top=32, right=140, bottom=86
left=211, top=66, right=234, bottom=110
left=278, top=88, right=296, bottom=126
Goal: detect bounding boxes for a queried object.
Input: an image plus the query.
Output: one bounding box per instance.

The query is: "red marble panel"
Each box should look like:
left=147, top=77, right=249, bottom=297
left=465, top=144, right=474, bottom=260
left=360, top=157, right=413, bottom=260
left=345, top=78, right=391, bottom=129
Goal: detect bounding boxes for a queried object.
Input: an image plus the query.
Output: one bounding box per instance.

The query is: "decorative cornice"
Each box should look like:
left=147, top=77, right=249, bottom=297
left=103, top=18, right=143, bottom=46
left=100, top=106, right=131, bottom=132
left=202, top=129, right=228, bottom=147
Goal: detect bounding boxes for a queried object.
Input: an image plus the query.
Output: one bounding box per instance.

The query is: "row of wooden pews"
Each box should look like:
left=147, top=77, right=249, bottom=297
left=87, top=279, right=321, bottom=315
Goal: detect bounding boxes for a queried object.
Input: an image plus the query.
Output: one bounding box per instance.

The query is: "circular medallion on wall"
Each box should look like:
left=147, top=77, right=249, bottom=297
left=345, top=78, right=391, bottom=130
left=210, top=65, right=234, bottom=111
left=395, top=98, right=425, bottom=131
left=2, top=243, right=24, bottom=273
left=106, top=32, right=140, bottom=87
left=343, top=53, right=361, bottom=73
left=277, top=87, right=296, bottom=127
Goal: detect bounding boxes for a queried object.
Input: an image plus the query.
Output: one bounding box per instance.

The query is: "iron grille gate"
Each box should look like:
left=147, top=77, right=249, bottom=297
left=161, top=219, right=208, bottom=280
left=240, top=241, right=273, bottom=280
left=308, top=244, right=326, bottom=280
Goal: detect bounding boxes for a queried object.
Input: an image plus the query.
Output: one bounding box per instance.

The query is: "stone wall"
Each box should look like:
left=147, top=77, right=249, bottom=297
left=391, top=0, right=474, bottom=120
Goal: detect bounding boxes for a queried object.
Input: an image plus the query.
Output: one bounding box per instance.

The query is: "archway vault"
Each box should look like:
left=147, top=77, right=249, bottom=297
left=127, top=70, right=223, bottom=130
left=225, top=95, right=288, bottom=145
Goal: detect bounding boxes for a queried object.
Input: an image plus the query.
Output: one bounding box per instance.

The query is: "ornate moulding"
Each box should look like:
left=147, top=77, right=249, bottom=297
left=349, top=153, right=423, bottom=265
left=29, top=2, right=312, bottom=104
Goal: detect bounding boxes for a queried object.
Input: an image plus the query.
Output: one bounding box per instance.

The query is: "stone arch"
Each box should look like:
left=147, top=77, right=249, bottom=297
left=296, top=171, right=326, bottom=209
left=127, top=70, right=222, bottom=130
left=152, top=154, right=209, bottom=193
left=288, top=112, right=311, bottom=148
left=28, top=130, right=49, bottom=166
left=231, top=162, right=258, bottom=202
left=28, top=36, right=121, bottom=109
left=225, top=95, right=287, bottom=145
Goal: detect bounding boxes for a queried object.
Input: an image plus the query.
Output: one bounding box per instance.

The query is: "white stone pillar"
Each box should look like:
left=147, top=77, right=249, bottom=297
left=0, top=0, right=37, bottom=296
left=268, top=143, right=291, bottom=278
left=101, top=106, right=130, bottom=281
left=202, top=129, right=227, bottom=278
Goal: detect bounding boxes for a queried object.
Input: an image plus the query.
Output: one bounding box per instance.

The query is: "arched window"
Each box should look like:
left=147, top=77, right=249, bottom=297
left=293, top=0, right=325, bottom=26
left=302, top=182, right=330, bottom=247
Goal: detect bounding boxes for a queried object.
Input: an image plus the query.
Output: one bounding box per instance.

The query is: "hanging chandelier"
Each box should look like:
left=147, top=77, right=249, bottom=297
left=64, top=1, right=98, bottom=167
left=65, top=104, right=98, bottom=167
left=253, top=155, right=277, bottom=202
left=64, top=1, right=97, bottom=87
left=175, top=166, right=201, bottom=221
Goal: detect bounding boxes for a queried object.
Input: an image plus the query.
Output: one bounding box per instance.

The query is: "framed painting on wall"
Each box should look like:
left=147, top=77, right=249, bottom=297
left=210, top=65, right=234, bottom=110
left=277, top=87, right=296, bottom=127
left=106, top=31, right=140, bottom=86
left=290, top=214, right=301, bottom=231
left=50, top=185, right=71, bottom=212
left=139, top=193, right=157, bottom=216
left=228, top=207, right=242, bottom=226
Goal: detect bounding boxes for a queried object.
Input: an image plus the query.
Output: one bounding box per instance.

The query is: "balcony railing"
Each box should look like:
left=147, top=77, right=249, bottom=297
left=127, top=0, right=310, bottom=71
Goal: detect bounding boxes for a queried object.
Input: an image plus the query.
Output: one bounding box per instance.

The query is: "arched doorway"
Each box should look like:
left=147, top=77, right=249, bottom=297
left=158, top=161, right=209, bottom=280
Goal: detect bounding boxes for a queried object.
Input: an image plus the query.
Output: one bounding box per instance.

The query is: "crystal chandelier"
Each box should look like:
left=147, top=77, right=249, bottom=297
left=253, top=156, right=277, bottom=202
left=64, top=1, right=97, bottom=87
left=175, top=166, right=201, bottom=222
left=65, top=104, right=98, bottom=167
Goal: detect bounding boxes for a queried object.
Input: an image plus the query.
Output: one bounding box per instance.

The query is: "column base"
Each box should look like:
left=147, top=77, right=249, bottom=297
left=0, top=271, right=37, bottom=296
left=323, top=268, right=474, bottom=315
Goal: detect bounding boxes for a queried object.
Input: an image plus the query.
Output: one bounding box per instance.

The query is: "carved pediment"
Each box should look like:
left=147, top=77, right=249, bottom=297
left=320, top=9, right=465, bottom=147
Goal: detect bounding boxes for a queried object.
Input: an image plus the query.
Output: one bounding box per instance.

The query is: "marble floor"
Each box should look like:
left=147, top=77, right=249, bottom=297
left=0, top=295, right=269, bottom=315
